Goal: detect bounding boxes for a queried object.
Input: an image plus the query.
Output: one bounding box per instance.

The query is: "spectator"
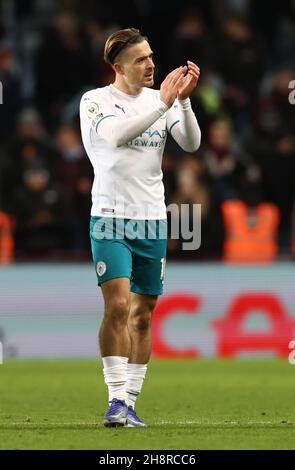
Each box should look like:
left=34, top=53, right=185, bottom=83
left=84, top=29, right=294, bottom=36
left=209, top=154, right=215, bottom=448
left=163, top=8, right=216, bottom=75
left=13, top=164, right=68, bottom=256
left=56, top=124, right=92, bottom=252
left=200, top=119, right=248, bottom=203
left=35, top=12, right=95, bottom=129
left=168, top=155, right=224, bottom=259
left=222, top=166, right=280, bottom=263
left=0, top=43, right=21, bottom=141
left=249, top=69, right=295, bottom=250
left=1, top=108, right=58, bottom=213
left=217, top=17, right=265, bottom=138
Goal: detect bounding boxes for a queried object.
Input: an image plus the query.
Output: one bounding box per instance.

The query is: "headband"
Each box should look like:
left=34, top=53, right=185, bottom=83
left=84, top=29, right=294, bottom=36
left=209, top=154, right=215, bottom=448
left=108, top=34, right=141, bottom=64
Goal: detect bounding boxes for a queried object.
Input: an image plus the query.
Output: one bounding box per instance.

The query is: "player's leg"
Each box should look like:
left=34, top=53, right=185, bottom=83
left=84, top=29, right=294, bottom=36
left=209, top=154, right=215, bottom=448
left=99, top=277, right=131, bottom=426
left=128, top=292, right=157, bottom=364
left=90, top=216, right=133, bottom=426
left=124, top=293, right=157, bottom=427
left=125, top=292, right=159, bottom=418
left=124, top=221, right=167, bottom=426
left=100, top=277, right=131, bottom=359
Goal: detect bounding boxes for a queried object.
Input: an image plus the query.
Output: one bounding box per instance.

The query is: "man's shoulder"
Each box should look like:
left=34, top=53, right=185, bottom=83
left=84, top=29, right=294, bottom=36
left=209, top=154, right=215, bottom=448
left=80, top=86, right=110, bottom=104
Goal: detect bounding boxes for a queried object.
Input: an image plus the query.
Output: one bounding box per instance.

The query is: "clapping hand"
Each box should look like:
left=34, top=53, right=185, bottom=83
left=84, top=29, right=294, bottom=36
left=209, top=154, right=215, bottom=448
left=177, top=61, right=200, bottom=100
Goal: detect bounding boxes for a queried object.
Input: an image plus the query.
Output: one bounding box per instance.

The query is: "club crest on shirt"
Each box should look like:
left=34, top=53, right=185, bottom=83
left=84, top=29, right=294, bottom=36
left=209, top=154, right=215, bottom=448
left=96, top=261, right=107, bottom=276
left=86, top=101, right=99, bottom=119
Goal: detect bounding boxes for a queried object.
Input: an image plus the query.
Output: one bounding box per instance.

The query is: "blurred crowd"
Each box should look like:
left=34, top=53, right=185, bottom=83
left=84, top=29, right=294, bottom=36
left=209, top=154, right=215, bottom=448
left=0, top=0, right=295, bottom=261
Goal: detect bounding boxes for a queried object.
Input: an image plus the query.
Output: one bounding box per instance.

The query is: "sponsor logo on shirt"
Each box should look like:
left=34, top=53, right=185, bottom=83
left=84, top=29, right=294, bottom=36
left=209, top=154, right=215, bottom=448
left=127, top=127, right=167, bottom=148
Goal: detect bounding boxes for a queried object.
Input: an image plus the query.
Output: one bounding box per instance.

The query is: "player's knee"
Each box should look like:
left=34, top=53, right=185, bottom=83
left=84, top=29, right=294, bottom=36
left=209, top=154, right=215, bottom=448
left=105, top=297, right=129, bottom=326
left=130, top=309, right=152, bottom=333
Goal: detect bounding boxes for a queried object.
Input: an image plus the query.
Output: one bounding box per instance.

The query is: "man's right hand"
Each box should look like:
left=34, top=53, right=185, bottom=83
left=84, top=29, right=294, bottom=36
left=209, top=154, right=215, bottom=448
left=160, top=67, right=187, bottom=108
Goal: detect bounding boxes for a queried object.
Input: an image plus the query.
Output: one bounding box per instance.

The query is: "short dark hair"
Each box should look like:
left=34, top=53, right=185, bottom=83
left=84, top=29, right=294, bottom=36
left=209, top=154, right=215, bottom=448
left=104, top=28, right=148, bottom=65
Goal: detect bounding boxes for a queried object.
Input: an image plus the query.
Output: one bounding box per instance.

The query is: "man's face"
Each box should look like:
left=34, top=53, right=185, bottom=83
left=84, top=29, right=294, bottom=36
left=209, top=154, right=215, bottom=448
left=118, top=40, right=155, bottom=88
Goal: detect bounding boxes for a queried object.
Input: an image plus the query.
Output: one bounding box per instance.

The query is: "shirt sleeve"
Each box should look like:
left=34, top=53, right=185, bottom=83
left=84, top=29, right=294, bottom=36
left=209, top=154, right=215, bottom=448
left=80, top=93, right=169, bottom=147
left=166, top=98, right=201, bottom=152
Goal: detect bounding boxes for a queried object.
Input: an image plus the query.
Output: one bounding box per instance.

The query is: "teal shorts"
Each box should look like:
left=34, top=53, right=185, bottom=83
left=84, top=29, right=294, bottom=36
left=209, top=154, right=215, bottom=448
left=90, top=217, right=167, bottom=296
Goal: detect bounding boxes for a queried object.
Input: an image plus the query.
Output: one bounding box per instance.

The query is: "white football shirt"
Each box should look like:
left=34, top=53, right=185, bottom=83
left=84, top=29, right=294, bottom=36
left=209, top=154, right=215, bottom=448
left=80, top=84, right=200, bottom=220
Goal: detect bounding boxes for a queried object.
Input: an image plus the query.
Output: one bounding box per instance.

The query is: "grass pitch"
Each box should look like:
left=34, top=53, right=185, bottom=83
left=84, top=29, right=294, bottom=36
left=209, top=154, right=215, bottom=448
left=0, top=358, right=295, bottom=450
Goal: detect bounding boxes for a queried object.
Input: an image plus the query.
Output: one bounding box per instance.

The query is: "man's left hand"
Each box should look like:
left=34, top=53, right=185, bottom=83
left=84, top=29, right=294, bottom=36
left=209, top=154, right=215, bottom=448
left=177, top=61, right=200, bottom=100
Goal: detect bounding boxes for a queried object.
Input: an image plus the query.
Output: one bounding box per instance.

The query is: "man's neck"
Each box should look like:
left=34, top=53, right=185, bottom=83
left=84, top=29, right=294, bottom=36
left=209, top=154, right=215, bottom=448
left=112, top=78, right=143, bottom=96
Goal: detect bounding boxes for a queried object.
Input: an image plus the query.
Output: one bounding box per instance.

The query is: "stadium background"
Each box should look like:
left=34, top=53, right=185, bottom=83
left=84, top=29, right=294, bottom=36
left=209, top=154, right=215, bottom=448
left=0, top=0, right=295, bottom=450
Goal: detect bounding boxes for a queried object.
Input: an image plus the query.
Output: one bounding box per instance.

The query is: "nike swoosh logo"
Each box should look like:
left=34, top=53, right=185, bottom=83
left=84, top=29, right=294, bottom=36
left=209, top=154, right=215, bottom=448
left=109, top=411, right=125, bottom=418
